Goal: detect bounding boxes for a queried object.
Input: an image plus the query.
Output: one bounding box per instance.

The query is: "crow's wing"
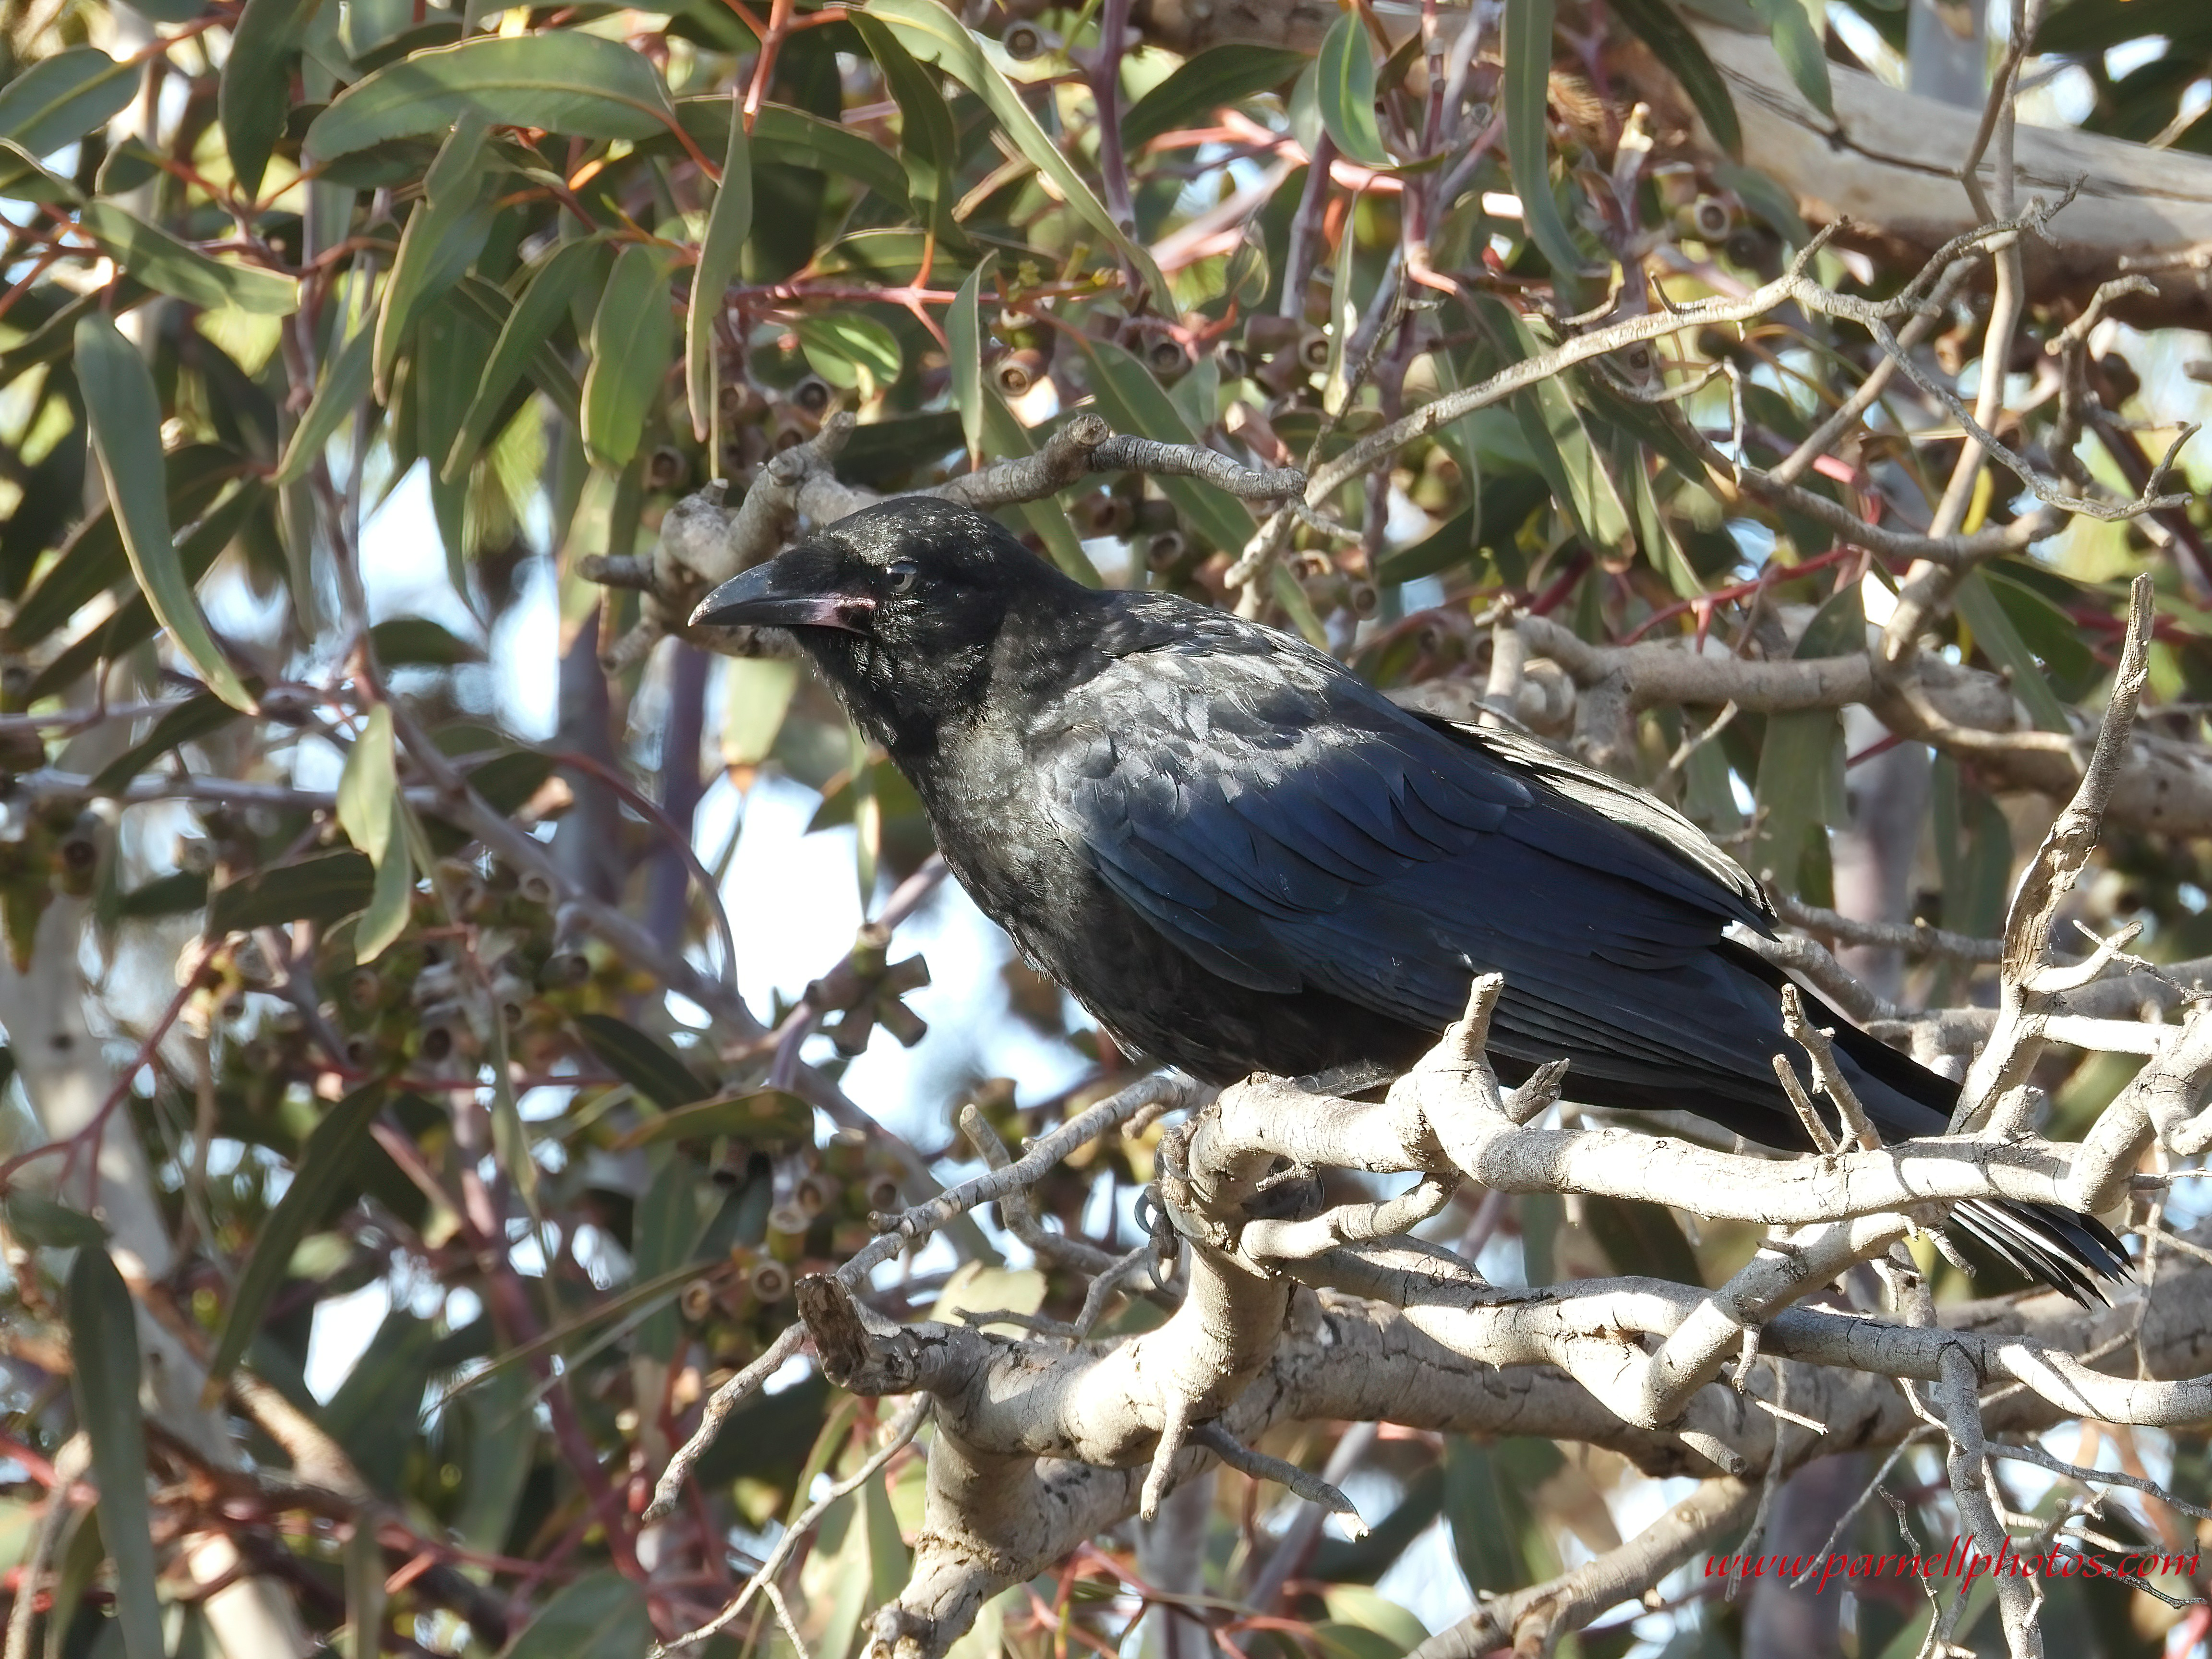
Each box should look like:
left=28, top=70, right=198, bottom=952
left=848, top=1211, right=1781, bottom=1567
left=1038, top=610, right=1787, bottom=1098
left=1441, top=720, right=1773, bottom=928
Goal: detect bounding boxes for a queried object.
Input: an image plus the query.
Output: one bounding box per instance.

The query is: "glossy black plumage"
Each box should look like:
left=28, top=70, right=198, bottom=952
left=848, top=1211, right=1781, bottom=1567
left=695, top=499, right=2128, bottom=1300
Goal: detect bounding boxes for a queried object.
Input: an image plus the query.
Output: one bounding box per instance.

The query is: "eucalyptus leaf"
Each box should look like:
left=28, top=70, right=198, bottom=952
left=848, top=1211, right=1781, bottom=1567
left=223, top=0, right=330, bottom=196
left=74, top=314, right=256, bottom=710
left=616, top=1088, right=816, bottom=1149
left=1071, top=336, right=1256, bottom=558
left=203, top=1085, right=386, bottom=1395
left=685, top=106, right=751, bottom=443
left=582, top=244, right=673, bottom=469
left=373, top=113, right=497, bottom=398
left=574, top=1012, right=712, bottom=1108
left=869, top=0, right=1170, bottom=304
left=1503, top=0, right=1588, bottom=296
left=1315, top=11, right=1391, bottom=168
left=502, top=1570, right=651, bottom=1659
left=1952, top=568, right=2072, bottom=735
left=336, top=704, right=397, bottom=865
left=1122, top=44, right=1309, bottom=150
left=975, top=394, right=1100, bottom=585
left=353, top=804, right=415, bottom=962
left=82, top=203, right=300, bottom=315
left=1607, top=0, right=1741, bottom=155
left=0, top=48, right=137, bottom=157
left=274, top=317, right=374, bottom=486
left=1, top=1191, right=108, bottom=1249
left=795, top=313, right=902, bottom=394
left=67, top=1246, right=163, bottom=1659
left=88, top=692, right=244, bottom=796
left=306, top=32, right=679, bottom=157
left=849, top=10, right=959, bottom=232
left=209, top=851, right=375, bottom=933
left=1751, top=0, right=1834, bottom=119
left=948, top=253, right=996, bottom=467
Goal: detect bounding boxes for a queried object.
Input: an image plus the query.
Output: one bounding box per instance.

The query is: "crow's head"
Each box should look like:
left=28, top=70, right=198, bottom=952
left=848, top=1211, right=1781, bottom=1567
left=691, top=497, right=1089, bottom=751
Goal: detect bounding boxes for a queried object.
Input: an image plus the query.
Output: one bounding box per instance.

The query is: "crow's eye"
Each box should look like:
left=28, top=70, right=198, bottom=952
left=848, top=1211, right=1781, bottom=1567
left=886, top=559, right=920, bottom=595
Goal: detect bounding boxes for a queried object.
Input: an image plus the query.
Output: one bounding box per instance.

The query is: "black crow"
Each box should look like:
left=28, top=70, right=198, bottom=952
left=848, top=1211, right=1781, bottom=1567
left=694, top=497, right=2127, bottom=1298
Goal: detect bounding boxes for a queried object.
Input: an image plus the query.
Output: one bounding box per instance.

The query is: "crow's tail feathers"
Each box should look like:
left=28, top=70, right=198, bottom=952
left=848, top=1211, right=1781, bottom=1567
left=1948, top=1197, right=2132, bottom=1305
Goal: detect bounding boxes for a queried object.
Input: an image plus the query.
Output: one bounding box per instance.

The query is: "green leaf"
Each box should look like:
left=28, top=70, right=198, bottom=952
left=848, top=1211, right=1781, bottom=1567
left=74, top=314, right=256, bottom=711
left=369, top=615, right=483, bottom=666
left=673, top=99, right=911, bottom=208
left=1377, top=506, right=1475, bottom=585
left=617, top=1088, right=815, bottom=1149
left=1607, top=0, right=1741, bottom=155
left=1121, top=44, right=1309, bottom=150
left=1952, top=569, right=2072, bottom=735
left=453, top=1368, right=536, bottom=1554
left=0, top=137, right=83, bottom=204
left=117, top=869, right=210, bottom=919
left=633, top=1156, right=704, bottom=1360
left=503, top=1570, right=652, bottom=1659
left=869, top=0, right=1171, bottom=304
left=445, top=241, right=601, bottom=484
left=817, top=1474, right=912, bottom=1659
left=203, top=1085, right=385, bottom=1395
left=304, top=32, right=678, bottom=158
left=11, top=447, right=240, bottom=653
left=686, top=104, right=751, bottom=444
left=323, top=1309, right=435, bottom=1492
left=948, top=253, right=995, bottom=467
left=354, top=803, right=415, bottom=962
left=849, top=10, right=958, bottom=227
left=28, top=478, right=264, bottom=699
left=66, top=1247, right=163, bottom=1659
left=1445, top=1439, right=1561, bottom=1598
left=1516, top=372, right=1632, bottom=553
left=446, top=272, right=582, bottom=419
left=81, top=202, right=300, bottom=315
left=208, top=850, right=375, bottom=933
left=0, top=47, right=137, bottom=156
left=581, top=243, right=673, bottom=470
left=1071, top=336, right=1257, bottom=557
left=88, top=691, right=244, bottom=795
left=574, top=1012, right=712, bottom=1108
left=975, top=394, right=1100, bottom=585
left=223, top=0, right=329, bottom=197
left=1982, top=565, right=2100, bottom=699
left=1585, top=1195, right=1705, bottom=1284
left=1502, top=0, right=1588, bottom=295
left=345, top=1517, right=386, bottom=1659
left=457, top=749, right=555, bottom=815
left=1751, top=0, right=1833, bottom=119
left=2037, top=0, right=2211, bottom=53
left=1, top=1191, right=108, bottom=1249
left=1753, top=583, right=1863, bottom=894
left=337, top=704, right=397, bottom=865
left=274, top=316, right=373, bottom=486
left=795, top=313, right=902, bottom=394
left=1316, top=11, right=1391, bottom=168
left=1714, top=158, right=1810, bottom=245
left=1271, top=563, right=1329, bottom=649
left=374, top=113, right=497, bottom=398
left=1319, top=1587, right=1429, bottom=1654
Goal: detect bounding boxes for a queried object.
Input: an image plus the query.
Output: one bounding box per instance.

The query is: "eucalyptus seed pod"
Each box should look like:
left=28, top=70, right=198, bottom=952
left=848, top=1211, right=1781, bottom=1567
left=765, top=1203, right=811, bottom=1263
left=992, top=348, right=1046, bottom=398
left=748, top=1258, right=793, bottom=1303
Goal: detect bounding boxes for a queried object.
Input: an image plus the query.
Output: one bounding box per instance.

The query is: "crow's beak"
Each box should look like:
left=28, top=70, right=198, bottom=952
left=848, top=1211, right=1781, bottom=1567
left=690, top=558, right=871, bottom=632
